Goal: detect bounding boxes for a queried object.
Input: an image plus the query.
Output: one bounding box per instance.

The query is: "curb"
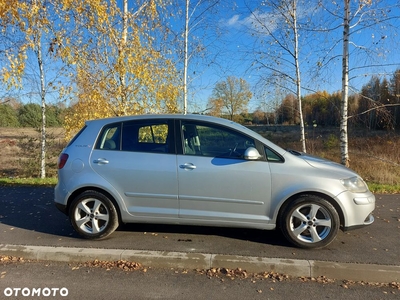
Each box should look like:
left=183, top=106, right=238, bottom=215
left=1, top=244, right=399, bottom=283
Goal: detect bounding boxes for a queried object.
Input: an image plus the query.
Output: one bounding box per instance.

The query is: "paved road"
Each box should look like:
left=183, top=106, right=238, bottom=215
left=1, top=260, right=399, bottom=300
left=0, top=186, right=399, bottom=266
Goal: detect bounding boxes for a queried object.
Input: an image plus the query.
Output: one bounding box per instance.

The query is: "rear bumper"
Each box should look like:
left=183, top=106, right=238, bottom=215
left=55, top=202, right=68, bottom=215
left=54, top=181, right=69, bottom=215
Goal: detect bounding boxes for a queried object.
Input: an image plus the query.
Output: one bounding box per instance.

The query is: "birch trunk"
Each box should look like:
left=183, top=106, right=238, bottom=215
left=37, top=32, right=46, bottom=178
left=119, top=0, right=128, bottom=113
left=293, top=1, right=306, bottom=153
left=340, top=0, right=350, bottom=167
left=183, top=0, right=190, bottom=114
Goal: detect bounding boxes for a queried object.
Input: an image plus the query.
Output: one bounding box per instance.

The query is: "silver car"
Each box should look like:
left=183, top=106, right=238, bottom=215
left=54, top=114, right=375, bottom=249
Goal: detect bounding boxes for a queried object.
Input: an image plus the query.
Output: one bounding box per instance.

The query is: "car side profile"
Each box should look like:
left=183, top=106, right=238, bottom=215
left=54, top=114, right=375, bottom=249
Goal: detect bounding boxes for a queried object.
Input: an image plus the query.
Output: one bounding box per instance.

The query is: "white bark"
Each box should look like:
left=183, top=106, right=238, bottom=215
left=183, top=0, right=190, bottom=114
left=292, top=1, right=306, bottom=153
left=340, top=0, right=350, bottom=167
left=120, top=0, right=128, bottom=113
left=37, top=32, right=46, bottom=179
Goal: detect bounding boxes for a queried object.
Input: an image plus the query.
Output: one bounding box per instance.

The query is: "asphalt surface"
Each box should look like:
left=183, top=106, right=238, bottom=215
left=0, top=186, right=399, bottom=282
left=2, top=260, right=400, bottom=300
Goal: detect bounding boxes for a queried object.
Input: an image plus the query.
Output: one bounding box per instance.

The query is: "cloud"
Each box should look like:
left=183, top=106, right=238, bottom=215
left=225, top=15, right=241, bottom=27
left=221, top=10, right=278, bottom=34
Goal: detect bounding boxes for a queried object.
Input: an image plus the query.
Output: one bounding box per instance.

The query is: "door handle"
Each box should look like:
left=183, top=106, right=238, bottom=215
left=93, top=158, right=109, bottom=165
left=179, top=163, right=196, bottom=170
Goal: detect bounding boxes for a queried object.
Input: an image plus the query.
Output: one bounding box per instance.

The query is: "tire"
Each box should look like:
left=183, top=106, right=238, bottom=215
left=280, top=195, right=340, bottom=249
left=69, top=190, right=119, bottom=240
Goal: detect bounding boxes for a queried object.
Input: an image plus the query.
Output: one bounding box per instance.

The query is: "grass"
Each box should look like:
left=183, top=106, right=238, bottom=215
left=0, top=177, right=57, bottom=186
left=251, top=125, right=400, bottom=194
left=0, top=126, right=399, bottom=193
left=367, top=183, right=400, bottom=194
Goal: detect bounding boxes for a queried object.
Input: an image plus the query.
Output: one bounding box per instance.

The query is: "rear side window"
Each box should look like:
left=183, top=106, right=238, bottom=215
left=138, top=124, right=168, bottom=144
left=122, top=120, right=170, bottom=153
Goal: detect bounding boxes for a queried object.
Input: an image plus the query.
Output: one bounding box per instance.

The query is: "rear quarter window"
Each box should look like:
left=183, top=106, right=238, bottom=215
left=95, top=123, right=121, bottom=150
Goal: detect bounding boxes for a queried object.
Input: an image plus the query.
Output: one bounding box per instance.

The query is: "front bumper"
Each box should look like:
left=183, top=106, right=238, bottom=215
left=336, top=190, right=375, bottom=230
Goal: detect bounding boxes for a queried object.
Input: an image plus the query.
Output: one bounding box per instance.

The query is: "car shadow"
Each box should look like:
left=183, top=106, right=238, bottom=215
left=0, top=186, right=290, bottom=246
left=0, top=186, right=292, bottom=248
left=117, top=222, right=292, bottom=248
left=0, top=185, right=80, bottom=239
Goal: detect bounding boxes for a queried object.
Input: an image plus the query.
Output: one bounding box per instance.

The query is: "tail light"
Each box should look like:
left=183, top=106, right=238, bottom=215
left=58, top=153, right=69, bottom=169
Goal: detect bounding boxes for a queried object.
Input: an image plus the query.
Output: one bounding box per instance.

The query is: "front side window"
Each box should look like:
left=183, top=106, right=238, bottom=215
left=182, top=121, right=255, bottom=158
left=265, top=147, right=284, bottom=162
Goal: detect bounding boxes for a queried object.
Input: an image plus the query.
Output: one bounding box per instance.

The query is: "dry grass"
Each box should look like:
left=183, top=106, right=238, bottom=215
left=253, top=126, right=400, bottom=186
left=0, top=126, right=398, bottom=187
left=0, top=127, right=66, bottom=178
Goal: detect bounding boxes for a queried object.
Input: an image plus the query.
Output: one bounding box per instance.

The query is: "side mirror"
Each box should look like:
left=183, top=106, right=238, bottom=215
left=244, top=147, right=262, bottom=160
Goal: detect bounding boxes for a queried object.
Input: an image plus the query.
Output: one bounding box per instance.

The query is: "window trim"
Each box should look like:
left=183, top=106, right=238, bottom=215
left=120, top=119, right=174, bottom=154
left=178, top=119, right=267, bottom=161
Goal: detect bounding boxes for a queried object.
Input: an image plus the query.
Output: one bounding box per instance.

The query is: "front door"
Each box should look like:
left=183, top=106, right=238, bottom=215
left=177, top=121, right=272, bottom=226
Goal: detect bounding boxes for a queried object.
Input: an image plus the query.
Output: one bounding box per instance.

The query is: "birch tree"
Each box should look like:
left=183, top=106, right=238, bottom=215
left=245, top=0, right=319, bottom=153
left=55, top=0, right=180, bottom=139
left=341, top=0, right=350, bottom=167
left=172, top=0, right=221, bottom=114
left=1, top=0, right=57, bottom=178
left=339, top=0, right=400, bottom=166
left=316, top=0, right=400, bottom=166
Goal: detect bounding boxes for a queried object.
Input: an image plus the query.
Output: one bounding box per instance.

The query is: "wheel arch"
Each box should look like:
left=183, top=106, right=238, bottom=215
left=276, top=192, right=345, bottom=230
left=66, top=187, right=123, bottom=224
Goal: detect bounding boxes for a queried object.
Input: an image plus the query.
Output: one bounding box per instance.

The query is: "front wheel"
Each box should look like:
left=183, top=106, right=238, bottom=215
left=280, top=195, right=340, bottom=249
left=69, top=190, right=119, bottom=240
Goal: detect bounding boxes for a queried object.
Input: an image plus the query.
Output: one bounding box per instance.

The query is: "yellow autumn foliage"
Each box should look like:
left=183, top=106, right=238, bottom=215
left=0, top=0, right=51, bottom=87
left=1, top=0, right=181, bottom=141
left=62, top=0, right=180, bottom=140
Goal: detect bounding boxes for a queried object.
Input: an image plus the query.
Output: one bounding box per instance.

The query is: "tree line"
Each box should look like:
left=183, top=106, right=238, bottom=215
left=0, top=100, right=64, bottom=128
left=1, top=1, right=399, bottom=177
left=3, top=68, right=399, bottom=130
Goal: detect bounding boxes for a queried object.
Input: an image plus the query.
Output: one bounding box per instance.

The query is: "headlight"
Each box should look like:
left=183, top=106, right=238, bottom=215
left=340, top=177, right=368, bottom=193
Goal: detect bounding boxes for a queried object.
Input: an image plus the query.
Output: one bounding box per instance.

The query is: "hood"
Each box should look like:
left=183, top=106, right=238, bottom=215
left=287, top=149, right=356, bottom=177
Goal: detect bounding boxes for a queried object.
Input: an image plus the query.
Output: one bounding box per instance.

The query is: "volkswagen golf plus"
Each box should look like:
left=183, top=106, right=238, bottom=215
left=55, top=114, right=375, bottom=249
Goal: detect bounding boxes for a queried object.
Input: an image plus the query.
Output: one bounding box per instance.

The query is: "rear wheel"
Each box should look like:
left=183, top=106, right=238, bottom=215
left=69, top=190, right=119, bottom=240
left=280, top=195, right=340, bottom=249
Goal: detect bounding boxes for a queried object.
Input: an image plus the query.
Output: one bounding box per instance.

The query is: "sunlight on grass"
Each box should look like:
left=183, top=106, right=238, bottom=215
left=367, top=183, right=400, bottom=194
left=0, top=177, right=57, bottom=186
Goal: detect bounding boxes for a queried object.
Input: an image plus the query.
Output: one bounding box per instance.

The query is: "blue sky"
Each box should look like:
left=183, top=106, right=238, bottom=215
left=2, top=0, right=400, bottom=114
left=184, top=0, right=400, bottom=112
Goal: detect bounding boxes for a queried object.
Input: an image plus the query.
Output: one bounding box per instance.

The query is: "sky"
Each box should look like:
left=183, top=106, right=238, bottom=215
left=183, top=0, right=400, bottom=113
left=2, top=0, right=400, bottom=114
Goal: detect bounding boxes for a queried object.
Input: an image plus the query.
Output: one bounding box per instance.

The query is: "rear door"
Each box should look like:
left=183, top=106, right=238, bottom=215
left=90, top=119, right=178, bottom=219
left=177, top=120, right=272, bottom=226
